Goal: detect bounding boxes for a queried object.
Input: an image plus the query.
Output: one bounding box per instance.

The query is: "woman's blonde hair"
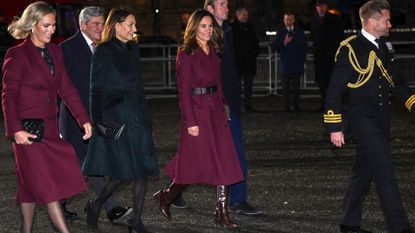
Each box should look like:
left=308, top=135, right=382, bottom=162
left=8, top=1, right=55, bottom=39
left=180, top=9, right=223, bottom=55
left=100, top=7, right=135, bottom=44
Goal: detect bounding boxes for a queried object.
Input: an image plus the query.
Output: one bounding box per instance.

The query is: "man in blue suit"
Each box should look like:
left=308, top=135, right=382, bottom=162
left=59, top=6, right=131, bottom=222
left=273, top=12, right=307, bottom=112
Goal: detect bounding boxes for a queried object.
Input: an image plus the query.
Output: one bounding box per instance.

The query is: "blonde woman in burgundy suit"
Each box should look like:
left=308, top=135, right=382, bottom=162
left=2, top=2, right=92, bottom=233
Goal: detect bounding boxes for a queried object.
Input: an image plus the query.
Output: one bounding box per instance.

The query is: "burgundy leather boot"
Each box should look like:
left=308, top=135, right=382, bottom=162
left=154, top=182, right=187, bottom=220
left=215, top=185, right=237, bottom=228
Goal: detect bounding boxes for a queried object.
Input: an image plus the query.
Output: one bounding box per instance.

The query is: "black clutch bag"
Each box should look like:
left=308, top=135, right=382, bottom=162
left=96, top=121, right=125, bottom=140
left=21, top=118, right=44, bottom=142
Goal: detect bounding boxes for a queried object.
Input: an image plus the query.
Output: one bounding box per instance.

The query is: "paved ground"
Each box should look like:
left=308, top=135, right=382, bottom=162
left=1, top=95, right=415, bottom=233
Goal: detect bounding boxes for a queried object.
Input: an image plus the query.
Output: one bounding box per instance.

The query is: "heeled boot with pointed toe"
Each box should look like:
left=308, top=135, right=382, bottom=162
left=215, top=185, right=237, bottom=228
left=85, top=200, right=100, bottom=230
left=156, top=182, right=187, bottom=220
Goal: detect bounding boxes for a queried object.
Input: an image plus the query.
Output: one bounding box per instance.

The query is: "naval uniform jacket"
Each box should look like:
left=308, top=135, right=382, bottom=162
left=323, top=34, right=415, bottom=137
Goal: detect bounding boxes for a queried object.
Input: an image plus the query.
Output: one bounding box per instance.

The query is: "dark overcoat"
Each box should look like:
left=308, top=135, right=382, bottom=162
left=59, top=31, right=92, bottom=163
left=83, top=38, right=159, bottom=180
left=310, top=12, right=344, bottom=83
left=2, top=39, right=90, bottom=204
left=164, top=48, right=244, bottom=185
left=221, top=21, right=241, bottom=115
left=231, top=19, right=259, bottom=76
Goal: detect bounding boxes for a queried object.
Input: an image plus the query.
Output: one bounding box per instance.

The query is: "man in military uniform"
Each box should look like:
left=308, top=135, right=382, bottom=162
left=324, top=1, right=414, bottom=233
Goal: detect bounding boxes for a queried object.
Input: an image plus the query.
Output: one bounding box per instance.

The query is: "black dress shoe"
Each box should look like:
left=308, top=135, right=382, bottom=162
left=107, top=206, right=132, bottom=222
left=229, top=202, right=263, bottom=215
left=340, top=224, right=372, bottom=233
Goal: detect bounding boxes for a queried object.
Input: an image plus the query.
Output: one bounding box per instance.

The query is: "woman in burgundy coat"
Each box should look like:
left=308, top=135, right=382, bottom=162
left=2, top=2, right=92, bottom=233
left=154, top=9, right=243, bottom=227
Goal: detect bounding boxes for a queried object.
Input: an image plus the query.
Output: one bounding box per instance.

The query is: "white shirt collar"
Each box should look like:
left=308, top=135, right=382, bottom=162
left=81, top=31, right=95, bottom=51
left=361, top=29, right=378, bottom=48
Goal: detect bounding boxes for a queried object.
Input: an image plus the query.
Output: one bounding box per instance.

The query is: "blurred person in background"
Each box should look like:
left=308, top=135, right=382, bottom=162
left=231, top=6, right=259, bottom=113
left=273, top=12, right=307, bottom=112
left=2, top=2, right=92, bottom=232
left=310, top=0, right=344, bottom=110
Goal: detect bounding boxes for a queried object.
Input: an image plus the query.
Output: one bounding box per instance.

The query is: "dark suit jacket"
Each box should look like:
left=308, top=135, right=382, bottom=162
left=324, top=34, right=415, bottom=137
left=273, top=26, right=307, bottom=74
left=221, top=21, right=241, bottom=115
left=59, top=31, right=92, bottom=161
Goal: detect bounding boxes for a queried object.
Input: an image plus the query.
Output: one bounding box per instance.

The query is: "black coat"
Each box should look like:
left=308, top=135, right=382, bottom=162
left=310, top=12, right=344, bottom=82
left=221, top=21, right=241, bottom=115
left=59, top=31, right=92, bottom=162
left=323, top=34, right=415, bottom=137
left=231, top=19, right=259, bottom=76
left=83, top=38, right=159, bottom=180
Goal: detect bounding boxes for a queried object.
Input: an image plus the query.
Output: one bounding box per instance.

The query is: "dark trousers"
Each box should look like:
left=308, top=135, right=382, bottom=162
left=229, top=108, right=248, bottom=203
left=281, top=73, right=301, bottom=108
left=341, top=133, right=410, bottom=233
left=241, top=74, right=254, bottom=109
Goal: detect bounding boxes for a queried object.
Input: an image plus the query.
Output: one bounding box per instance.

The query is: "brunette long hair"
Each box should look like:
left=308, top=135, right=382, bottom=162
left=100, top=7, right=135, bottom=44
left=179, top=9, right=223, bottom=55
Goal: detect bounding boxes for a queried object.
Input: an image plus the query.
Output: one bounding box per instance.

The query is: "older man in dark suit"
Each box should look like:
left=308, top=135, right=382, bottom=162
left=59, top=6, right=131, bottom=222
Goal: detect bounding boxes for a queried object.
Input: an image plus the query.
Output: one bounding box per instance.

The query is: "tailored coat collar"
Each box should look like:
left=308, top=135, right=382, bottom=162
left=24, top=38, right=56, bottom=82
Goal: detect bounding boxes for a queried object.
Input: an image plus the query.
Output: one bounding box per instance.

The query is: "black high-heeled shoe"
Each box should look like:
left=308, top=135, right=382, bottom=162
left=85, top=200, right=100, bottom=230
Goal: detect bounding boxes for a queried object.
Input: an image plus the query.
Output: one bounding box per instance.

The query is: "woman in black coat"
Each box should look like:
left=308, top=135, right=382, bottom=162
left=83, top=7, right=159, bottom=232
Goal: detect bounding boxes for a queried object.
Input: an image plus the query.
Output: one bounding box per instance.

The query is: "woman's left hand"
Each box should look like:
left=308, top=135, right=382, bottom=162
left=187, top=126, right=199, bottom=136
left=82, top=122, right=93, bottom=140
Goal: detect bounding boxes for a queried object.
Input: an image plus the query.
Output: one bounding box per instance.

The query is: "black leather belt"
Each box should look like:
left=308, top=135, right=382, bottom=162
left=192, top=86, right=217, bottom=95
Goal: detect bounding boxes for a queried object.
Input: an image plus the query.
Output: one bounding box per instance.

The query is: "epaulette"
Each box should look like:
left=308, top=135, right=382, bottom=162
left=334, top=35, right=357, bottom=62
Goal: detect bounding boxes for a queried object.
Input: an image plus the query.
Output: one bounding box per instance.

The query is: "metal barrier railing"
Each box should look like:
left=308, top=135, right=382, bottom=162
left=140, top=42, right=415, bottom=97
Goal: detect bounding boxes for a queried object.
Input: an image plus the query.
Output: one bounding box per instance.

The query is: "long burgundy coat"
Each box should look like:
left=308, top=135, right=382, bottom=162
left=164, top=48, right=243, bottom=185
left=2, top=39, right=90, bottom=204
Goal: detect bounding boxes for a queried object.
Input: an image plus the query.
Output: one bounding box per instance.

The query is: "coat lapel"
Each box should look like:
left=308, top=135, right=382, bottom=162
left=24, top=39, right=55, bottom=82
